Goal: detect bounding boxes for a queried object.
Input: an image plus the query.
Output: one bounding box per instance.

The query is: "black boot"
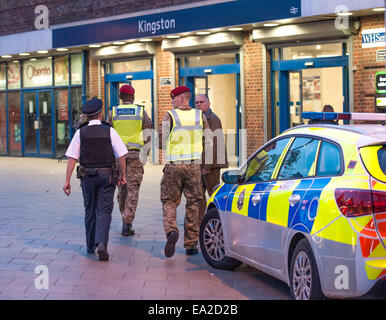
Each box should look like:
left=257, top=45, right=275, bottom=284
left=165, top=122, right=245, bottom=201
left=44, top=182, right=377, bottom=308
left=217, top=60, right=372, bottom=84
left=96, top=242, right=109, bottom=261
left=121, top=223, right=135, bottom=236
left=186, top=245, right=199, bottom=256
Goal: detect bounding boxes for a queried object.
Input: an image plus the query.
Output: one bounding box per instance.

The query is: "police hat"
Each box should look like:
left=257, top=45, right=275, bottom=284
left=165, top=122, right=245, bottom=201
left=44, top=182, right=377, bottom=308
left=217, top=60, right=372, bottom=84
left=82, top=98, right=103, bottom=116
left=120, top=84, right=135, bottom=95
left=170, top=86, right=190, bottom=99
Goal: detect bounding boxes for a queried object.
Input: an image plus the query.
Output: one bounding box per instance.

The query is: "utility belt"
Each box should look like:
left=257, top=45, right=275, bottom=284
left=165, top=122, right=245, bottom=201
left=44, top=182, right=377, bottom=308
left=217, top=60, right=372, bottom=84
left=76, top=164, right=119, bottom=185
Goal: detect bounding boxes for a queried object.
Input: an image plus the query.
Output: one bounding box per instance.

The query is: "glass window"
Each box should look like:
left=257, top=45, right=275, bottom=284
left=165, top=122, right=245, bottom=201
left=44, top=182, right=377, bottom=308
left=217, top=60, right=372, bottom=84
left=277, top=137, right=320, bottom=180
left=7, top=91, right=21, bottom=156
left=7, top=61, right=20, bottom=89
left=54, top=89, right=69, bottom=156
left=0, top=64, right=5, bottom=90
left=282, top=43, right=342, bottom=60
left=111, top=59, right=151, bottom=73
left=316, top=141, right=342, bottom=177
left=71, top=54, right=82, bottom=85
left=70, top=87, right=83, bottom=137
left=54, top=56, right=69, bottom=86
left=244, top=137, right=291, bottom=183
left=0, top=92, right=6, bottom=154
left=181, top=53, right=236, bottom=68
left=23, top=58, right=53, bottom=88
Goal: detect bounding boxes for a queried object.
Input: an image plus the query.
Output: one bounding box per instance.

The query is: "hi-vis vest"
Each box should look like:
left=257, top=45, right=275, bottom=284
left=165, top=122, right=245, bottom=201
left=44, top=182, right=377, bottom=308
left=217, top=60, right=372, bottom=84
left=166, top=108, right=203, bottom=162
left=112, top=104, right=144, bottom=150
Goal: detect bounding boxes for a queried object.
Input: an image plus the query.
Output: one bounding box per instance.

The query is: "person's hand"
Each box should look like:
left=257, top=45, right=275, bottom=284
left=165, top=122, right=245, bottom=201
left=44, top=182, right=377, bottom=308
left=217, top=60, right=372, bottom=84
left=63, top=181, right=71, bottom=196
left=118, top=175, right=127, bottom=187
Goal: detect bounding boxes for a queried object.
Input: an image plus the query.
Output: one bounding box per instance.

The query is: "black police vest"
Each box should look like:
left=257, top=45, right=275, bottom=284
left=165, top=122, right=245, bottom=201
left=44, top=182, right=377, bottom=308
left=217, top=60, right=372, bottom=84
left=79, top=122, right=115, bottom=168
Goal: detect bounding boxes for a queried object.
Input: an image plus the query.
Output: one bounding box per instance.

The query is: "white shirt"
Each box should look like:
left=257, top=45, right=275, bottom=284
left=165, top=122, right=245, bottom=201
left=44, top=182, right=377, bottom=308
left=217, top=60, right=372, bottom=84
left=65, top=120, right=128, bottom=160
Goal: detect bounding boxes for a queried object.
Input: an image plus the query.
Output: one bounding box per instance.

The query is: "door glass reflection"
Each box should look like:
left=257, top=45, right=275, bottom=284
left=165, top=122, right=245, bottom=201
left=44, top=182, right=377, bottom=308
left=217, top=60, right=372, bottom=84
left=24, top=93, right=37, bottom=154
left=38, top=91, right=52, bottom=154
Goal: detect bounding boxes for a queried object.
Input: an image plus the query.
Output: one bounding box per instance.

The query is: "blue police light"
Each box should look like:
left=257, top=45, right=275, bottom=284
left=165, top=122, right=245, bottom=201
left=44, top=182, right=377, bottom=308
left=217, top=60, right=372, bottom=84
left=302, top=112, right=339, bottom=120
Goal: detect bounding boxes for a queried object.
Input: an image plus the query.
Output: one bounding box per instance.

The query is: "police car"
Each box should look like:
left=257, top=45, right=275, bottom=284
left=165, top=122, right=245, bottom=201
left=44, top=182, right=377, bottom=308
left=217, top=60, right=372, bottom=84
left=199, top=112, right=386, bottom=300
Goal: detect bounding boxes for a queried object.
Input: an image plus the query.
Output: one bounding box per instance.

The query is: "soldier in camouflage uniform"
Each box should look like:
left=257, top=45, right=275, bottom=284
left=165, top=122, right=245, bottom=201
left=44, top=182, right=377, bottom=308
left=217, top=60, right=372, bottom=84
left=107, top=85, right=153, bottom=236
left=159, top=86, right=212, bottom=257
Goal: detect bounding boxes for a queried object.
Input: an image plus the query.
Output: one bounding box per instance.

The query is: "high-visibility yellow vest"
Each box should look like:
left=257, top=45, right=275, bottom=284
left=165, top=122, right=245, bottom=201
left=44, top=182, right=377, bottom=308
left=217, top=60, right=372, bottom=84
left=112, top=104, right=144, bottom=150
left=166, top=108, right=203, bottom=162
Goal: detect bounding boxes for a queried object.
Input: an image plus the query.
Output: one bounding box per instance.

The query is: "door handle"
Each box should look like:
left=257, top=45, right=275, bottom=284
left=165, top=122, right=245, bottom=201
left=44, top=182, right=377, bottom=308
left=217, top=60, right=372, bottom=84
left=252, top=193, right=261, bottom=206
left=289, top=194, right=301, bottom=207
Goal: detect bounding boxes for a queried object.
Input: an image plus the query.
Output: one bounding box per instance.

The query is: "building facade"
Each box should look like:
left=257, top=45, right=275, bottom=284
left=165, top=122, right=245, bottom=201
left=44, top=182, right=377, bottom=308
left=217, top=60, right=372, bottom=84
left=0, top=0, right=385, bottom=163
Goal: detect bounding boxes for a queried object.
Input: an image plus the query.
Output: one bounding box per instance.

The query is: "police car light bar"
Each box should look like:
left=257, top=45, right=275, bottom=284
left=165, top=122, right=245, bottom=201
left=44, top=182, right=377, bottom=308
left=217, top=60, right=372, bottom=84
left=302, top=112, right=386, bottom=121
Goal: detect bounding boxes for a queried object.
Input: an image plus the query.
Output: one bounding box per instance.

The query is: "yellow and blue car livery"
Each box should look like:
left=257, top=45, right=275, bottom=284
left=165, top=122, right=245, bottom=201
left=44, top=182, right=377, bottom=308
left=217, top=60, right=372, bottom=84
left=205, top=113, right=386, bottom=299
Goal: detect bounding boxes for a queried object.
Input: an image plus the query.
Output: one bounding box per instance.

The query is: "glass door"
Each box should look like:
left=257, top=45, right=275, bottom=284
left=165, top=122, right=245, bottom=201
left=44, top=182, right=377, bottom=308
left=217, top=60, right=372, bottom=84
left=289, top=71, right=302, bottom=127
left=23, top=90, right=52, bottom=156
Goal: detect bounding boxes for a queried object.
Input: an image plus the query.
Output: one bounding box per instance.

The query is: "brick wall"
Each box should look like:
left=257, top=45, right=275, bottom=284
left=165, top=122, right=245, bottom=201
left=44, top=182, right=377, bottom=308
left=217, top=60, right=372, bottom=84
left=243, top=33, right=265, bottom=157
left=353, top=14, right=385, bottom=113
left=0, top=0, right=204, bottom=36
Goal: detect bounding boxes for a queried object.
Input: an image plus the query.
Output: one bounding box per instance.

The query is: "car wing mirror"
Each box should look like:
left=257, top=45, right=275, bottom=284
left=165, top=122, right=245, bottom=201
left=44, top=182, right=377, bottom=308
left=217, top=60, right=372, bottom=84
left=221, top=169, right=241, bottom=185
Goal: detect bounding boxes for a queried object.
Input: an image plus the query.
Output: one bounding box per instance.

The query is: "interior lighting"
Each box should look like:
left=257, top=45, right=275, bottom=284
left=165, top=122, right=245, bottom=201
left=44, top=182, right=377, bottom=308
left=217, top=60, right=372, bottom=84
left=372, top=7, right=385, bottom=11
left=112, top=41, right=125, bottom=45
left=139, top=38, right=152, bottom=42
left=336, top=12, right=353, bottom=16
left=1, top=55, right=12, bottom=58
left=19, top=53, right=30, bottom=56
left=37, top=50, right=49, bottom=54
left=263, top=23, right=279, bottom=27
left=228, top=27, right=243, bottom=31
left=196, top=31, right=210, bottom=35
left=89, top=44, right=102, bottom=48
left=56, top=48, right=68, bottom=52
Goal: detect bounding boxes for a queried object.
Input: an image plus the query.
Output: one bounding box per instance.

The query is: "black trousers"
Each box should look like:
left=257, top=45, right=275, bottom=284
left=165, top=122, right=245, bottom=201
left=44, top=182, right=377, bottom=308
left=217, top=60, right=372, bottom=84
left=80, top=172, right=115, bottom=251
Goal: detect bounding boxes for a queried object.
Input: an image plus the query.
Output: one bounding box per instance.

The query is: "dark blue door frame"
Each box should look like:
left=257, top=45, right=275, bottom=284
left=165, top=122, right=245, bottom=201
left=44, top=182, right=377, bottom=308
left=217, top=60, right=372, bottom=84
left=178, top=61, right=241, bottom=162
left=271, top=53, right=349, bottom=135
left=21, top=89, right=54, bottom=157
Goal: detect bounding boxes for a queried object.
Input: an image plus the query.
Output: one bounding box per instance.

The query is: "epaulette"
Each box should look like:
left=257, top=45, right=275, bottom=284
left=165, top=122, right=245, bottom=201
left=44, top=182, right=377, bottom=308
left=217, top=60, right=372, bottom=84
left=78, top=121, right=89, bottom=128
left=101, top=121, right=112, bottom=127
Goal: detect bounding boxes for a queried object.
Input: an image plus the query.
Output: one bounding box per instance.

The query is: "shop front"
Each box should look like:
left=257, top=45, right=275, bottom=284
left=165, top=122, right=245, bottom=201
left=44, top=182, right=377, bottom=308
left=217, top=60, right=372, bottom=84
left=0, top=53, right=84, bottom=157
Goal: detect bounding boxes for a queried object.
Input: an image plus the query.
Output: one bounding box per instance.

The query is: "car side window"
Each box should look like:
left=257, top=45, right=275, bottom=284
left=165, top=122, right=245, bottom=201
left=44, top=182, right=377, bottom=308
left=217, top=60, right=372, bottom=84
left=277, top=137, right=319, bottom=180
left=244, top=137, right=291, bottom=183
left=316, top=141, right=342, bottom=177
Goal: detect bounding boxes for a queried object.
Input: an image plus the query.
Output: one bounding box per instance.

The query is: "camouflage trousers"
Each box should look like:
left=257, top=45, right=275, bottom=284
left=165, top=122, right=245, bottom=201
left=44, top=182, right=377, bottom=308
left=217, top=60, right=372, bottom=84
left=117, top=155, right=144, bottom=224
left=160, top=163, right=203, bottom=249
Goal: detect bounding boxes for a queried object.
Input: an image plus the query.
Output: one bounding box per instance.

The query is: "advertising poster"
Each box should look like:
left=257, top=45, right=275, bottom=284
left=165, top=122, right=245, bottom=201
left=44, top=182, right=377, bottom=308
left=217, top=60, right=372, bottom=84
left=58, top=90, right=69, bottom=121
left=54, top=56, right=69, bottom=86
left=23, top=58, right=52, bottom=88
left=7, top=62, right=20, bottom=89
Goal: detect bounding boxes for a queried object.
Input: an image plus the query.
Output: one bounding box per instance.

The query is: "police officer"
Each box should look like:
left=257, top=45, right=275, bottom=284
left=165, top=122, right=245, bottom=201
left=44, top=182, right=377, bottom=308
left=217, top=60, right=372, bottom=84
left=159, top=86, right=212, bottom=258
left=195, top=94, right=228, bottom=225
left=63, top=98, right=128, bottom=261
left=106, top=85, right=153, bottom=236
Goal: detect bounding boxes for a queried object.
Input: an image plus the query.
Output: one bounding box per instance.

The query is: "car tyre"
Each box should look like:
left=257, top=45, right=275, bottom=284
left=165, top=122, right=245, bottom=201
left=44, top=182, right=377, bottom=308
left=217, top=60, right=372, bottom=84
left=289, top=238, right=324, bottom=300
left=199, top=207, right=242, bottom=270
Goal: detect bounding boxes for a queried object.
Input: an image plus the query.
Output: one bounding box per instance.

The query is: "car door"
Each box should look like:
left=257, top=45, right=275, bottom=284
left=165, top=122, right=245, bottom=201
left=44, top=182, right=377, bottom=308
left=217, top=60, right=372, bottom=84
left=225, top=137, right=293, bottom=264
left=261, top=136, right=321, bottom=271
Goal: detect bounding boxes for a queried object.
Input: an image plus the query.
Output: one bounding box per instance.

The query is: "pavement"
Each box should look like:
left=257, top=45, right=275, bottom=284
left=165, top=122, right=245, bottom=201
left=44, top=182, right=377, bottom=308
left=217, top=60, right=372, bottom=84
left=0, top=157, right=384, bottom=300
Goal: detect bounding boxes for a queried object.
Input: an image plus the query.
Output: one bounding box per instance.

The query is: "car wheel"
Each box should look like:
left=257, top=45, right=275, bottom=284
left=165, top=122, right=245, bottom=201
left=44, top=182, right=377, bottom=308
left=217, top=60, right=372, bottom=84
left=199, top=207, right=242, bottom=270
left=289, top=238, right=323, bottom=300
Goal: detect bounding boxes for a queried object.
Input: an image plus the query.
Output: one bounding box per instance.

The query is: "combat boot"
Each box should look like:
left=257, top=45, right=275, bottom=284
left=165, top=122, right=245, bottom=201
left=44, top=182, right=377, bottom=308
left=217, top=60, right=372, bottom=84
left=186, top=245, right=199, bottom=256
left=164, top=231, right=179, bottom=258
left=121, top=223, right=135, bottom=236
left=96, top=242, right=109, bottom=261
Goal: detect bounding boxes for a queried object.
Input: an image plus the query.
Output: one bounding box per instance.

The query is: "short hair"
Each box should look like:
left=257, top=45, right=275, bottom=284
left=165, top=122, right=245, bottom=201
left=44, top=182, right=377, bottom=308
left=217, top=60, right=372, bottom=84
left=322, top=105, right=334, bottom=112
left=119, top=92, right=134, bottom=102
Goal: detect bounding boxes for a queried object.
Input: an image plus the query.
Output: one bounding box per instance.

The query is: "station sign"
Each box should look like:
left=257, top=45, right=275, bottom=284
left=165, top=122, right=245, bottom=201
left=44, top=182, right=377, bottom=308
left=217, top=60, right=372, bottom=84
left=53, top=0, right=301, bottom=48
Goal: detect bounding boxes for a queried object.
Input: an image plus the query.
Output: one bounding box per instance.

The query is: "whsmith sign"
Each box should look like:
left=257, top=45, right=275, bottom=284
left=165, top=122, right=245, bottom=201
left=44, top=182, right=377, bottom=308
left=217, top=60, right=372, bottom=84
left=53, top=0, right=301, bottom=48
left=362, top=28, right=385, bottom=48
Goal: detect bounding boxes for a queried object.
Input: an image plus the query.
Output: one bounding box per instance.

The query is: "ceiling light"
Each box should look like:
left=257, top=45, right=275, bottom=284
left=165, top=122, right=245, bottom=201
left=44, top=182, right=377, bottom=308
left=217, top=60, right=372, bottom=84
left=228, top=27, right=243, bottom=31
left=139, top=38, right=152, bottom=42
left=112, top=41, right=125, bottom=45
left=30, top=58, right=37, bottom=61
left=166, top=35, right=181, bottom=39
left=56, top=48, right=68, bottom=52
left=336, top=12, right=353, bottom=16
left=1, top=55, right=12, bottom=58
left=19, top=53, right=30, bottom=56
left=89, top=44, right=102, bottom=48
left=196, top=31, right=210, bottom=35
left=316, top=45, right=321, bottom=50
left=37, top=50, right=49, bottom=54
left=263, top=23, right=279, bottom=27
left=372, top=7, right=385, bottom=11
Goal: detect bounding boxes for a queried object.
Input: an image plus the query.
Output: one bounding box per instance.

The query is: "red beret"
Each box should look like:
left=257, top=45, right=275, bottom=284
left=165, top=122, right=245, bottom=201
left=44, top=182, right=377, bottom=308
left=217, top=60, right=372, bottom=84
left=120, top=84, right=135, bottom=95
left=170, top=86, right=190, bottom=99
